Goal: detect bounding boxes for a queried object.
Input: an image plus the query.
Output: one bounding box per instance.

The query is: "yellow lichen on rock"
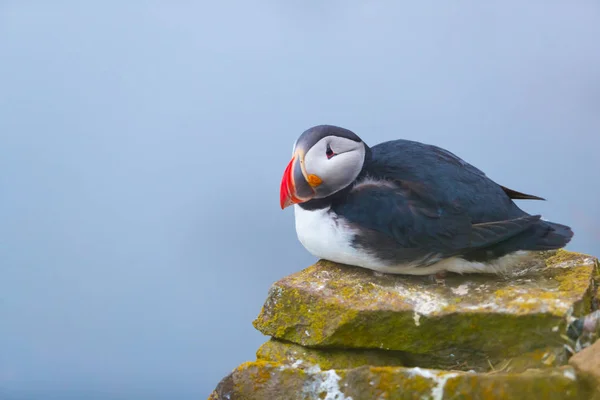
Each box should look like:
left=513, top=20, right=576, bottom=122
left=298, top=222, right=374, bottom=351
left=253, top=250, right=596, bottom=360
left=569, top=339, right=600, bottom=398
left=209, top=361, right=592, bottom=400
left=210, top=250, right=600, bottom=399
left=256, top=337, right=569, bottom=375
left=256, top=338, right=409, bottom=371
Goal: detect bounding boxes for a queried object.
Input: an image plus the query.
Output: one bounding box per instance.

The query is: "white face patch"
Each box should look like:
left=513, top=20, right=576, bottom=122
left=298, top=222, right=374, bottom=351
left=303, top=136, right=366, bottom=198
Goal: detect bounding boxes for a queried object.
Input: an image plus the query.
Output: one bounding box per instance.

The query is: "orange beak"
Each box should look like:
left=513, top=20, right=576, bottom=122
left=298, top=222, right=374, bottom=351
left=280, top=153, right=322, bottom=209
left=280, top=156, right=303, bottom=209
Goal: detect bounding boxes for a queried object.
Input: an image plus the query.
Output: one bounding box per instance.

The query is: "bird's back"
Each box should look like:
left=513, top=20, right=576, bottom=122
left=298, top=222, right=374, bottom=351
left=362, top=139, right=528, bottom=223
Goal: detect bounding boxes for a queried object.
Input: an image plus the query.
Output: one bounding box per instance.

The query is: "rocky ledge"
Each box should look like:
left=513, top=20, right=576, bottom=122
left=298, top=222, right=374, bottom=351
left=209, top=250, right=600, bottom=399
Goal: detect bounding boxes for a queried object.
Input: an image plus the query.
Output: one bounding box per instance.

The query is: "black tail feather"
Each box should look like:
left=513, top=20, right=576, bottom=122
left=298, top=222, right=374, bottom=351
left=529, top=220, right=574, bottom=250
left=462, top=219, right=574, bottom=262
left=500, top=185, right=546, bottom=201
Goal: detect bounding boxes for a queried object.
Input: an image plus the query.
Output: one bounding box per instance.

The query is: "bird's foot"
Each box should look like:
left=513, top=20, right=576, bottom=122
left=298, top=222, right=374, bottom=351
left=428, top=271, right=447, bottom=285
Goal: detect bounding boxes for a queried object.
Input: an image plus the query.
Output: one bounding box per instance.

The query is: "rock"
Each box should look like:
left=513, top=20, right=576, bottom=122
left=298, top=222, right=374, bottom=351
left=569, top=338, right=600, bottom=394
left=256, top=338, right=566, bottom=374
left=253, top=250, right=597, bottom=365
left=209, top=249, right=600, bottom=399
left=256, top=338, right=408, bottom=371
left=209, top=360, right=592, bottom=400
left=567, top=310, right=600, bottom=352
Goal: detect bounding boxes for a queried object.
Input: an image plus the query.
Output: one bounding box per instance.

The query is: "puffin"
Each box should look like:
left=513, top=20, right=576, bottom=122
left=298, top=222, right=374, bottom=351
left=279, top=125, right=574, bottom=276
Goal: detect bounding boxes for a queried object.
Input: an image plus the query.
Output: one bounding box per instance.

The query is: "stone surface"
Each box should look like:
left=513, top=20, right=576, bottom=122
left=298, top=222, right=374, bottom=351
left=210, top=249, right=600, bottom=399
left=253, top=250, right=598, bottom=364
left=570, top=338, right=600, bottom=394
left=257, top=338, right=408, bottom=371
left=208, top=361, right=592, bottom=400
left=256, top=338, right=566, bottom=374
left=567, top=310, right=600, bottom=352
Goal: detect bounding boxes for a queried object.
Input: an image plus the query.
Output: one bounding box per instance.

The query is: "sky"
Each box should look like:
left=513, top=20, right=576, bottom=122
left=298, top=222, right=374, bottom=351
left=1, top=1, right=599, bottom=399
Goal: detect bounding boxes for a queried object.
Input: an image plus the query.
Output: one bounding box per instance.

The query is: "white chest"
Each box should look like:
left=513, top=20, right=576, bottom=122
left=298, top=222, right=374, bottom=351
left=293, top=205, right=385, bottom=269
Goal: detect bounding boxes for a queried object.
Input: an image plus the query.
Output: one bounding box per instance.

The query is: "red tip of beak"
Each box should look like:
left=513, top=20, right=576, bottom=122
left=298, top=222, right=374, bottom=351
left=280, top=157, right=302, bottom=209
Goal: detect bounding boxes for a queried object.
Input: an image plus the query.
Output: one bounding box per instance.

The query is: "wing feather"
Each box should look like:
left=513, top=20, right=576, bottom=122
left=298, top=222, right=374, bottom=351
left=335, top=181, right=540, bottom=264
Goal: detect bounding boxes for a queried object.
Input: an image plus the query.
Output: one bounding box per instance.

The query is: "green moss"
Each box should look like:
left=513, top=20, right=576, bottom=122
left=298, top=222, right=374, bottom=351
left=487, top=346, right=569, bottom=374
left=253, top=250, right=597, bottom=363
left=546, top=249, right=591, bottom=266
left=256, top=338, right=408, bottom=370
left=370, top=366, right=437, bottom=394
left=209, top=362, right=593, bottom=400
left=447, top=367, right=591, bottom=400
left=253, top=283, right=361, bottom=344
left=257, top=290, right=572, bottom=360
left=234, top=360, right=276, bottom=394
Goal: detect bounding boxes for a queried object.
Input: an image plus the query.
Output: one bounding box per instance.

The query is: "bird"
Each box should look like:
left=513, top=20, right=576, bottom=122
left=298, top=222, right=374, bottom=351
left=279, top=124, right=574, bottom=276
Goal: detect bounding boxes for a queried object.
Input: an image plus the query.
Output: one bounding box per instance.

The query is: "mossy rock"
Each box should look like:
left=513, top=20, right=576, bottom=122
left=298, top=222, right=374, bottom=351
left=256, top=338, right=567, bottom=374
left=208, top=360, right=595, bottom=400
left=253, top=250, right=598, bottom=359
left=257, top=338, right=408, bottom=371
left=570, top=338, right=600, bottom=394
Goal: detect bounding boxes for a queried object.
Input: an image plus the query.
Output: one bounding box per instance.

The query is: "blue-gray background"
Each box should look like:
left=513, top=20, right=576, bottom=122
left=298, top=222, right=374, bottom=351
left=1, top=2, right=599, bottom=399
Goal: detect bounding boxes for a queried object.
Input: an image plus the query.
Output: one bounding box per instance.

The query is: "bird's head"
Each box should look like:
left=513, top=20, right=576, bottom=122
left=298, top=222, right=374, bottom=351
left=280, top=125, right=367, bottom=209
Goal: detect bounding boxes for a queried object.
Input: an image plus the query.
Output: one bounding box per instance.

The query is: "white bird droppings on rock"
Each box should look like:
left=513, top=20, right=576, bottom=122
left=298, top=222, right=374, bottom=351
left=563, top=368, right=577, bottom=381
left=413, top=311, right=421, bottom=326
left=407, top=367, right=459, bottom=400
left=553, top=257, right=596, bottom=269
left=303, top=367, right=352, bottom=400
left=451, top=283, right=470, bottom=296
left=394, top=286, right=448, bottom=316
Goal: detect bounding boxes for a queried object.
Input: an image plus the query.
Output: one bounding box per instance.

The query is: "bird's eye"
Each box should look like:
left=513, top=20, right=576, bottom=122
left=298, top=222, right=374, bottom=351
left=326, top=144, right=335, bottom=159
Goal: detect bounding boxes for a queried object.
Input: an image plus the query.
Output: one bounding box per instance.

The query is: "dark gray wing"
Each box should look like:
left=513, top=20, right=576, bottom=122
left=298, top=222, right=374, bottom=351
left=333, top=182, right=540, bottom=265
